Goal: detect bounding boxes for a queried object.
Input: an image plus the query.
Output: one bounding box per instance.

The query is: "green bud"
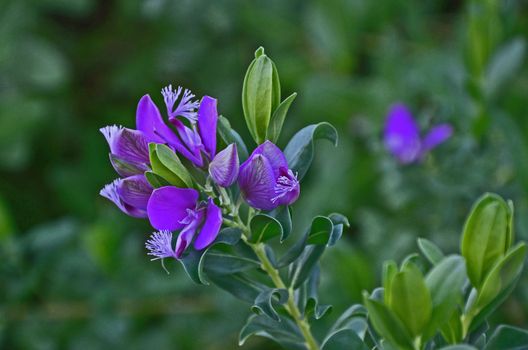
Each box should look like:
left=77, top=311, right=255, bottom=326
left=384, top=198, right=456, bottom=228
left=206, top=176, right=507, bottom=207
left=148, top=143, right=193, bottom=188
left=461, top=193, right=513, bottom=290
left=242, top=47, right=281, bottom=144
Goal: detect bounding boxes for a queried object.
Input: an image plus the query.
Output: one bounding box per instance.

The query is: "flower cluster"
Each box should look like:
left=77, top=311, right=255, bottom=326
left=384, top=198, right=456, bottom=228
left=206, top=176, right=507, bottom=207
left=100, top=84, right=300, bottom=260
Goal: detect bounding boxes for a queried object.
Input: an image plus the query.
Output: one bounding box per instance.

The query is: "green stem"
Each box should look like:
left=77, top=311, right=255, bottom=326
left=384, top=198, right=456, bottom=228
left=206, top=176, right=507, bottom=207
left=251, top=242, right=320, bottom=350
left=222, top=214, right=319, bottom=349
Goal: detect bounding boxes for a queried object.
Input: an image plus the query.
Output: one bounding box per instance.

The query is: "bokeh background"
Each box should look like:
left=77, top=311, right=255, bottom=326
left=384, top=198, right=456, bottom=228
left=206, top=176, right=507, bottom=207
left=1, top=0, right=527, bottom=349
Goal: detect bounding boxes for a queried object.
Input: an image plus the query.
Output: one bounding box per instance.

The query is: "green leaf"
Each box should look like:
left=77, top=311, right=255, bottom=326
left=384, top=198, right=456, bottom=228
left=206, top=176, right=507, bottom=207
left=485, top=38, right=526, bottom=99
left=363, top=292, right=414, bottom=350
left=287, top=216, right=339, bottom=288
left=217, top=115, right=249, bottom=161
left=417, top=238, right=445, bottom=265
left=298, top=266, right=332, bottom=320
left=306, top=216, right=334, bottom=245
left=461, top=193, right=512, bottom=289
left=179, top=227, right=241, bottom=285
left=289, top=246, right=325, bottom=289
left=278, top=215, right=338, bottom=270
left=242, top=47, right=276, bottom=144
left=251, top=288, right=288, bottom=321
left=203, top=243, right=260, bottom=275
left=467, top=274, right=521, bottom=333
left=323, top=304, right=368, bottom=350
left=155, top=144, right=193, bottom=187
left=248, top=214, right=282, bottom=243
left=440, top=308, right=463, bottom=344
left=284, top=122, right=338, bottom=180
left=328, top=304, right=368, bottom=332
left=208, top=271, right=268, bottom=303
left=149, top=143, right=191, bottom=187
left=268, top=92, right=297, bottom=143
left=269, top=205, right=292, bottom=242
left=239, top=314, right=305, bottom=349
left=382, top=261, right=398, bottom=306
left=387, top=262, right=432, bottom=337
left=472, top=242, right=526, bottom=314
left=144, top=170, right=169, bottom=188
left=322, top=328, right=369, bottom=350
left=438, top=346, right=478, bottom=350
left=484, top=325, right=528, bottom=350
left=270, top=60, right=281, bottom=113
left=423, top=255, right=467, bottom=341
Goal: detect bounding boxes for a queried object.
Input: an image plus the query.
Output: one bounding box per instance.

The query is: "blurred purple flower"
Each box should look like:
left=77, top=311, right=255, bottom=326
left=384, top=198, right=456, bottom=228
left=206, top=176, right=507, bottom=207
left=100, top=175, right=153, bottom=218
left=146, top=186, right=222, bottom=258
left=209, top=143, right=239, bottom=187
left=238, top=141, right=300, bottom=211
left=384, top=103, right=453, bottom=164
left=136, top=85, right=218, bottom=167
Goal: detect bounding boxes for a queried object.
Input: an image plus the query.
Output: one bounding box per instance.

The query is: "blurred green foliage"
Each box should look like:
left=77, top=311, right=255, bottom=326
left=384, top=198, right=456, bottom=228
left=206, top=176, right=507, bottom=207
left=1, top=0, right=527, bottom=348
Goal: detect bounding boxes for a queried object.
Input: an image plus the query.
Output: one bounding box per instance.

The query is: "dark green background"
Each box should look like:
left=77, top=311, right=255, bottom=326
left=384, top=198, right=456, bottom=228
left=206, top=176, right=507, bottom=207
left=1, top=0, right=527, bottom=349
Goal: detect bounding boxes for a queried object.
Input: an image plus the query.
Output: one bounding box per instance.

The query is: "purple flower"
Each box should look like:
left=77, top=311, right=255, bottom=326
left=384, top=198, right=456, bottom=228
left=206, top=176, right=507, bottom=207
left=209, top=143, right=239, bottom=187
left=136, top=85, right=218, bottom=168
left=146, top=186, right=222, bottom=258
left=238, top=141, right=300, bottom=211
left=384, top=103, right=453, bottom=164
left=100, top=125, right=150, bottom=177
left=100, top=175, right=153, bottom=218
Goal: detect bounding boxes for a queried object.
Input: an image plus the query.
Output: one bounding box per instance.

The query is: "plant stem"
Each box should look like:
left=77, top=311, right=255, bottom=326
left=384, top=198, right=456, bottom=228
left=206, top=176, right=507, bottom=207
left=251, top=242, right=320, bottom=350
left=217, top=185, right=319, bottom=349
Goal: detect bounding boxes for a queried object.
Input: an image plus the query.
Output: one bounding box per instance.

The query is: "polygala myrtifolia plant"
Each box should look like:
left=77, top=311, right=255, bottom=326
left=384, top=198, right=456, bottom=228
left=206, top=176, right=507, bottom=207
left=99, top=48, right=528, bottom=349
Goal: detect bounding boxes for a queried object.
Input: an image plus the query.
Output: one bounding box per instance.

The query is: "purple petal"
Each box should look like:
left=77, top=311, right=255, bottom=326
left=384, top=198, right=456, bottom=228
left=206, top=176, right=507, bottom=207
left=197, top=96, right=218, bottom=159
left=420, top=124, right=453, bottom=155
left=175, top=218, right=201, bottom=258
left=384, top=103, right=422, bottom=164
left=117, top=175, right=153, bottom=210
left=272, top=168, right=300, bottom=206
left=145, top=230, right=176, bottom=260
left=251, top=141, right=288, bottom=177
left=136, top=94, right=180, bottom=146
left=238, top=154, right=277, bottom=211
left=100, top=178, right=147, bottom=218
left=100, top=126, right=150, bottom=166
left=170, top=118, right=204, bottom=167
left=209, top=144, right=239, bottom=187
left=147, top=186, right=199, bottom=231
left=194, top=199, right=222, bottom=250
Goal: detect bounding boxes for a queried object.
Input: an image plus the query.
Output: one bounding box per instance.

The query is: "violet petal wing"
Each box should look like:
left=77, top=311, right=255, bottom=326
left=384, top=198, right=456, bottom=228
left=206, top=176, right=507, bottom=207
left=238, top=154, right=277, bottom=211
left=136, top=94, right=180, bottom=145
left=420, top=124, right=453, bottom=154
left=175, top=220, right=199, bottom=258
left=194, top=199, right=222, bottom=250
left=171, top=118, right=204, bottom=167
left=109, top=127, right=151, bottom=165
left=117, top=174, right=153, bottom=210
left=252, top=140, right=288, bottom=177
left=209, top=143, right=239, bottom=187
left=147, top=186, right=199, bottom=231
left=197, top=96, right=218, bottom=159
left=384, top=103, right=422, bottom=164
left=100, top=179, right=147, bottom=218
